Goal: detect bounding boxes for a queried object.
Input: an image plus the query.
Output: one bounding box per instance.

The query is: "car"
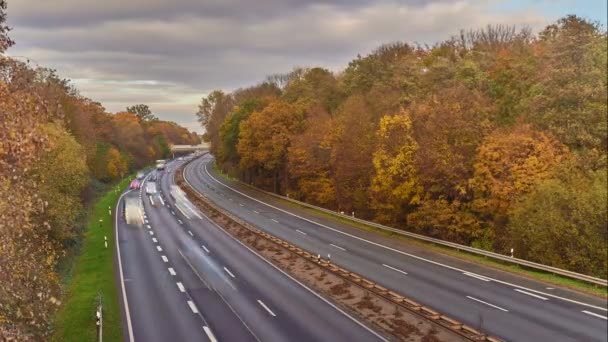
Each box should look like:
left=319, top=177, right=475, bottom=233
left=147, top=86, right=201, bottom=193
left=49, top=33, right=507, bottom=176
left=136, top=171, right=145, bottom=179
left=129, top=179, right=141, bottom=190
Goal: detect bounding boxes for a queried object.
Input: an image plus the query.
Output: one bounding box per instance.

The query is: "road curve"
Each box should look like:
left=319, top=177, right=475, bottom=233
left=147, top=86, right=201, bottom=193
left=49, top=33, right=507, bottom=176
left=115, top=158, right=384, bottom=341
left=183, top=154, right=608, bottom=342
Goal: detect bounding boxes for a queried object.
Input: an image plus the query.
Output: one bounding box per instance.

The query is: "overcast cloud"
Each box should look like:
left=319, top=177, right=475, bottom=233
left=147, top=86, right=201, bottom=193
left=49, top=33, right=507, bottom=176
left=5, top=0, right=606, bottom=133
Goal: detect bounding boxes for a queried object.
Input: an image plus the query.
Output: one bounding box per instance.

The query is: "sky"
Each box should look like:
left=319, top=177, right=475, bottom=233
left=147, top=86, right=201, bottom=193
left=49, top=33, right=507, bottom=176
left=5, top=0, right=607, bottom=133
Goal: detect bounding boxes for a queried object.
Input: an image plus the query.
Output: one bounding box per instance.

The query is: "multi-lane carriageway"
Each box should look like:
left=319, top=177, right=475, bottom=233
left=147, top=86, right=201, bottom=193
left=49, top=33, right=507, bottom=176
left=114, top=159, right=383, bottom=342
left=115, top=155, right=608, bottom=341
left=183, top=154, right=608, bottom=342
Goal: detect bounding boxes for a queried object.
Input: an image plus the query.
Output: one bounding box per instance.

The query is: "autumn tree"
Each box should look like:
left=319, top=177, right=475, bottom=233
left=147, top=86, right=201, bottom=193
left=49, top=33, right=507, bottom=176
left=238, top=100, right=304, bottom=193
left=287, top=105, right=336, bottom=206
left=330, top=95, right=376, bottom=216
left=126, top=103, right=157, bottom=122
left=31, top=123, right=89, bottom=243
left=470, top=125, right=569, bottom=248
left=370, top=112, right=419, bottom=224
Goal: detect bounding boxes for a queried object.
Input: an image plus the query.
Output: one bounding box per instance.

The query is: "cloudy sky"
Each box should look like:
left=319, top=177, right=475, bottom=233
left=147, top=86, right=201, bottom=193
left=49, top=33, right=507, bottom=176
left=5, top=0, right=607, bottom=133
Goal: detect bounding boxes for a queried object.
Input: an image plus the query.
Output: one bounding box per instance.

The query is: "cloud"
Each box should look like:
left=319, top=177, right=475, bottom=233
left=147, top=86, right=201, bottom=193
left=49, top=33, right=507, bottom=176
left=4, top=0, right=578, bottom=132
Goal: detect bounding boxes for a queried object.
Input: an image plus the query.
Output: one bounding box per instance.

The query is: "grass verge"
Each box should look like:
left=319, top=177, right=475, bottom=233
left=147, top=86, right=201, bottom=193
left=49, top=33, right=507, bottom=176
left=212, top=164, right=607, bottom=298
left=51, top=176, right=131, bottom=342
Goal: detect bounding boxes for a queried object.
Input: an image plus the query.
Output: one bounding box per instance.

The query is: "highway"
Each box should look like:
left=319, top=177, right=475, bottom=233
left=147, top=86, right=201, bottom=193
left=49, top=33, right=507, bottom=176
left=114, top=158, right=384, bottom=342
left=183, top=154, right=608, bottom=342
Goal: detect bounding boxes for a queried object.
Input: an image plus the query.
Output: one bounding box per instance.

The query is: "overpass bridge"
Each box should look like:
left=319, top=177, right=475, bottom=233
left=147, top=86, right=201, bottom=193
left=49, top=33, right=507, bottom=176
left=170, top=143, right=210, bottom=153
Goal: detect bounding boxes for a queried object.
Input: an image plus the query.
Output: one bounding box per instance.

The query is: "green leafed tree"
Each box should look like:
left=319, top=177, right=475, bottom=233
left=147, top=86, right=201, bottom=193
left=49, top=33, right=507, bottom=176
left=508, top=168, right=607, bottom=278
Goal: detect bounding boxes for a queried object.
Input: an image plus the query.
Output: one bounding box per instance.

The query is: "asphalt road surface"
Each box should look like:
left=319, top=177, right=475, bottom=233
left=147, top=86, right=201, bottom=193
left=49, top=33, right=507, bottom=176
left=114, top=158, right=384, bottom=342
left=181, top=154, right=608, bottom=342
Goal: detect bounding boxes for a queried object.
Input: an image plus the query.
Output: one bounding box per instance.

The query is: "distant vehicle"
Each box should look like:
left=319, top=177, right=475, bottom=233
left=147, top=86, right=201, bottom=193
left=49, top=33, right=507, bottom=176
left=124, top=197, right=144, bottom=225
left=129, top=179, right=141, bottom=190
left=136, top=171, right=145, bottom=179
left=146, top=181, right=157, bottom=195
left=178, top=157, right=184, bottom=161
left=156, top=159, right=166, bottom=171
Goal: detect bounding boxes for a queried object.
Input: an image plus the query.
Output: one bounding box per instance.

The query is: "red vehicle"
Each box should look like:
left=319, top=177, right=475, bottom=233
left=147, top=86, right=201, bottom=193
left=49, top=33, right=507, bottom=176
left=129, top=179, right=141, bottom=190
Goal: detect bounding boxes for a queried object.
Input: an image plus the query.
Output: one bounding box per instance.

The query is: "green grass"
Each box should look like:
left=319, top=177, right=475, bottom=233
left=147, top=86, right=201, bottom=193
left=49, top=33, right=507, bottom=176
left=212, top=163, right=607, bottom=298
left=52, top=176, right=132, bottom=342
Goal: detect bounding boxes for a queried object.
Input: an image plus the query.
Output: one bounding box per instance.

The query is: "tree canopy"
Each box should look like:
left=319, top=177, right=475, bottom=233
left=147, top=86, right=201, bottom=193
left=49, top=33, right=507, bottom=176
left=199, top=15, right=607, bottom=279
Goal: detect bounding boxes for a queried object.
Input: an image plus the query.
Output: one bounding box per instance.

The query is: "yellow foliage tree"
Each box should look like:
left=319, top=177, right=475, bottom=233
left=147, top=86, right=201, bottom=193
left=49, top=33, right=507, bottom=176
left=370, top=112, right=420, bottom=224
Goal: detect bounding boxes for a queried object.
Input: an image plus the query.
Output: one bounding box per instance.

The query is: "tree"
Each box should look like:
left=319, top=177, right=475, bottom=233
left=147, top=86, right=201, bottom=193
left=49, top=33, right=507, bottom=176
left=527, top=15, right=607, bottom=151
left=32, top=123, right=89, bottom=243
left=238, top=100, right=304, bottom=193
left=218, top=99, right=263, bottom=170
left=0, top=0, right=14, bottom=53
left=508, top=168, right=607, bottom=278
left=370, top=112, right=419, bottom=224
left=196, top=90, right=233, bottom=156
left=330, top=95, right=376, bottom=216
left=126, top=104, right=157, bottom=122
left=470, top=125, right=569, bottom=247
left=287, top=105, right=336, bottom=207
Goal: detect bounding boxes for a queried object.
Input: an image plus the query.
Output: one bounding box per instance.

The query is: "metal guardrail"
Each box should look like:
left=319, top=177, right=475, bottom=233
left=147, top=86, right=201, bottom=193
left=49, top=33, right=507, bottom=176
left=223, top=174, right=607, bottom=287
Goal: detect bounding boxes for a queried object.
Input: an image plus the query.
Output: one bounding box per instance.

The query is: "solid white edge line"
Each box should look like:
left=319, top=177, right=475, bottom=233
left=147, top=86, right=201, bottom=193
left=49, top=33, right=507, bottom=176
left=168, top=267, right=176, bottom=276
left=463, top=272, right=491, bottom=282
left=182, top=166, right=388, bottom=342
left=582, top=310, right=608, bottom=320
left=383, top=264, right=408, bottom=275
left=176, top=282, right=185, bottom=292
left=257, top=300, right=276, bottom=317
left=203, top=326, right=218, bottom=342
left=115, top=190, right=135, bottom=342
left=202, top=245, right=210, bottom=253
left=161, top=255, right=168, bottom=263
left=224, top=267, right=236, bottom=278
left=187, top=300, right=199, bottom=313
left=466, top=296, right=509, bottom=312
left=514, top=288, right=548, bottom=300
left=202, top=162, right=608, bottom=312
left=296, top=229, right=307, bottom=235
left=330, top=243, right=346, bottom=251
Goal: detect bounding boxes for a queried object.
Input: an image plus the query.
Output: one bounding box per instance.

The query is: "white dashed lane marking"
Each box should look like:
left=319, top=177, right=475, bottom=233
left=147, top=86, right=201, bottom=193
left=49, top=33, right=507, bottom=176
left=382, top=264, right=408, bottom=275
left=514, top=289, right=548, bottom=301
left=168, top=268, right=176, bottom=276
left=224, top=267, right=236, bottom=278
left=330, top=243, right=346, bottom=251
left=257, top=300, right=276, bottom=317
left=187, top=301, right=199, bottom=313
left=467, top=296, right=509, bottom=312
